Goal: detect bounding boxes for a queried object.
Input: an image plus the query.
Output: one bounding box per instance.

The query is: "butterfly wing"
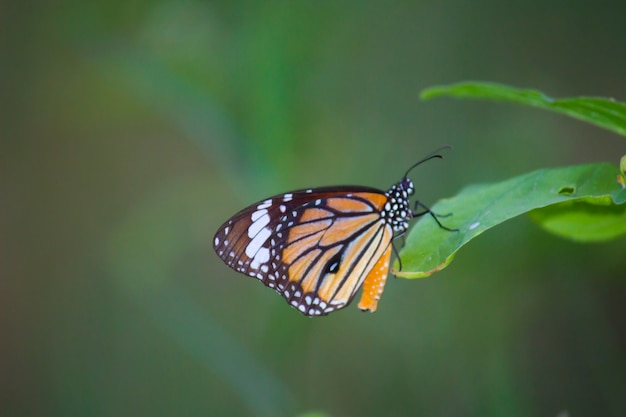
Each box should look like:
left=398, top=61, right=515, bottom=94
left=358, top=244, right=392, bottom=313
left=213, top=186, right=394, bottom=316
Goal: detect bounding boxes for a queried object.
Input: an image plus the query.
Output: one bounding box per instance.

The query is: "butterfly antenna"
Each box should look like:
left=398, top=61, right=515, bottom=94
left=404, top=145, right=452, bottom=178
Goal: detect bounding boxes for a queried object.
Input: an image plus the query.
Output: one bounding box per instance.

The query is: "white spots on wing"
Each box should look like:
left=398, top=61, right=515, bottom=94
left=214, top=236, right=220, bottom=246
left=283, top=193, right=293, bottom=202
left=469, top=221, right=480, bottom=231
left=279, top=205, right=286, bottom=212
left=224, top=226, right=230, bottom=235
left=245, top=227, right=272, bottom=258
left=257, top=199, right=272, bottom=210
left=251, top=208, right=267, bottom=222
left=248, top=213, right=270, bottom=238
left=250, top=247, right=270, bottom=270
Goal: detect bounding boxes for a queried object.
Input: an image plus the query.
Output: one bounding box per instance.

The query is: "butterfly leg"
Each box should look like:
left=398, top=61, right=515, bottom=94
left=391, top=240, right=403, bottom=272
left=412, top=201, right=458, bottom=232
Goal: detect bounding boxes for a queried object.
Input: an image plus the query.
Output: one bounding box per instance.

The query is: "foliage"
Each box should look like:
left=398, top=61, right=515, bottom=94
left=397, top=83, right=626, bottom=277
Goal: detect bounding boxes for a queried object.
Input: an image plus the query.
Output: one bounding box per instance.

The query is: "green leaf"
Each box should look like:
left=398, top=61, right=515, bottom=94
left=529, top=200, right=626, bottom=242
left=421, top=82, right=626, bottom=138
left=396, top=163, right=626, bottom=278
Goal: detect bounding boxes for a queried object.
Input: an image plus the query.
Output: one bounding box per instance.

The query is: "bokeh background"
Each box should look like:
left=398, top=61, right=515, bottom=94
left=2, top=1, right=625, bottom=416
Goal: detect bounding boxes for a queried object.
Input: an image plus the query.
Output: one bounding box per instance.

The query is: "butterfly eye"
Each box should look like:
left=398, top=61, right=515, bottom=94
left=325, top=252, right=343, bottom=274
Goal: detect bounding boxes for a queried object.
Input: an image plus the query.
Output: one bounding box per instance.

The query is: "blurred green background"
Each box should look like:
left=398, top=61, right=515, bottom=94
left=2, top=1, right=625, bottom=416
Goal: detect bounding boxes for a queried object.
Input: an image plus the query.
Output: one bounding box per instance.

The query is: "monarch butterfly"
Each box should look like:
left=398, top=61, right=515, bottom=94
left=213, top=148, right=455, bottom=316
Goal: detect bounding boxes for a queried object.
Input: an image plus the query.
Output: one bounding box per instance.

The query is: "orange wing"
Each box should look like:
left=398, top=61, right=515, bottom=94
left=358, top=245, right=392, bottom=312
left=279, top=192, right=393, bottom=315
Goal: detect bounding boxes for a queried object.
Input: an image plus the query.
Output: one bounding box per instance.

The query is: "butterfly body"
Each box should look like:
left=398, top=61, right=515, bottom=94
left=213, top=147, right=454, bottom=317
left=213, top=178, right=416, bottom=316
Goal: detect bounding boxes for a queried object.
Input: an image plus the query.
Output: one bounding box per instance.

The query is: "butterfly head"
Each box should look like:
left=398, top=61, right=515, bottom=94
left=383, top=146, right=451, bottom=233
left=383, top=177, right=414, bottom=233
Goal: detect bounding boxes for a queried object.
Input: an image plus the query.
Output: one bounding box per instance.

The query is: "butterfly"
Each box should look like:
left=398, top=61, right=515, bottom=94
left=213, top=147, right=455, bottom=317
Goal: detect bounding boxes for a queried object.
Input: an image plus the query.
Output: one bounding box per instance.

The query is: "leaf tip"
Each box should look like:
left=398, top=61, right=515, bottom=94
left=392, top=254, right=455, bottom=279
